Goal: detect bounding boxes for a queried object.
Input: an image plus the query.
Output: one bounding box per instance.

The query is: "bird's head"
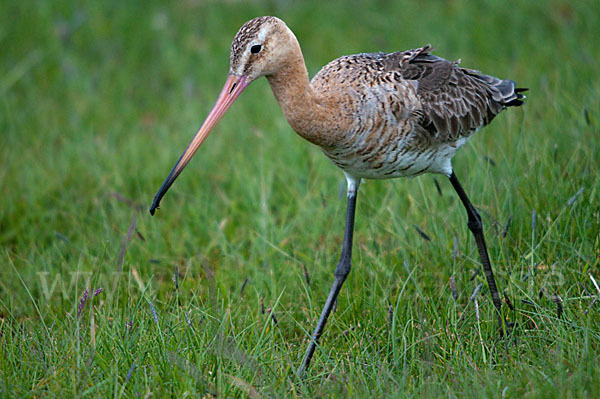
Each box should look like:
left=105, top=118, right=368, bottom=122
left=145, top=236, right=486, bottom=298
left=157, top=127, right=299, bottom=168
left=229, top=16, right=299, bottom=82
left=149, top=16, right=296, bottom=215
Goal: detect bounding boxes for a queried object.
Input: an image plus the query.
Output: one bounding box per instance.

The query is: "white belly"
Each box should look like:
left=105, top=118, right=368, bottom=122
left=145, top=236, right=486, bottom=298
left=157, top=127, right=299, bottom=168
left=323, top=136, right=469, bottom=179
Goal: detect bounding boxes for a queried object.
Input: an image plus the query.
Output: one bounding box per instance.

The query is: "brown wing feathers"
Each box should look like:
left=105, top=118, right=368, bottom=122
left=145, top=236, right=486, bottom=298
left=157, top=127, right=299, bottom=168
left=394, top=45, right=526, bottom=140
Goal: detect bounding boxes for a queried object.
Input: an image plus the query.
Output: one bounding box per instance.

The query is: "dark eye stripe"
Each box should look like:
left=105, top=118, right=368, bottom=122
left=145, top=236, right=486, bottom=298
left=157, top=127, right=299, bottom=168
left=250, top=44, right=262, bottom=54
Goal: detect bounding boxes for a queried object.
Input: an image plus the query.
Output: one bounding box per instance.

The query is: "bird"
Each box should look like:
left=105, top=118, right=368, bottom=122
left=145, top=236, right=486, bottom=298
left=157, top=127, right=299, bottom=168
left=149, top=16, right=526, bottom=376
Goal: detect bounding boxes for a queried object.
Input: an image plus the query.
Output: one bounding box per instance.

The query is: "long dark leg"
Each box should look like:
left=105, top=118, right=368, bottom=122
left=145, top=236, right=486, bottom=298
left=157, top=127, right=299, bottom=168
left=449, top=172, right=504, bottom=331
left=298, top=177, right=360, bottom=377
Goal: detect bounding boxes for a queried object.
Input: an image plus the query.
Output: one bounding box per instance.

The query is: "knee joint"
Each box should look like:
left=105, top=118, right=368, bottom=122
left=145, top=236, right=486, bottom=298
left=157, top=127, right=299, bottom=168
left=334, top=257, right=352, bottom=278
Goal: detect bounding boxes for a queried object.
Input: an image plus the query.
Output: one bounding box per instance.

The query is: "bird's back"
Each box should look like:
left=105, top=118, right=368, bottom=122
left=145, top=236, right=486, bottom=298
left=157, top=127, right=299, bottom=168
left=310, top=45, right=526, bottom=179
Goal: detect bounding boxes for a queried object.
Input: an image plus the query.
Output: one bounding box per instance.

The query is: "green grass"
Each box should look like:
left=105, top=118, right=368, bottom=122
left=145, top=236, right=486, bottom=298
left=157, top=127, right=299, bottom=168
left=1, top=0, right=599, bottom=397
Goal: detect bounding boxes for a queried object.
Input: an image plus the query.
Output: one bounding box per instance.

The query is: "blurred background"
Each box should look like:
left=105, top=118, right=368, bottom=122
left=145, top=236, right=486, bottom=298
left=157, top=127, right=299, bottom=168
left=0, top=0, right=598, bottom=395
left=2, top=0, right=596, bottom=266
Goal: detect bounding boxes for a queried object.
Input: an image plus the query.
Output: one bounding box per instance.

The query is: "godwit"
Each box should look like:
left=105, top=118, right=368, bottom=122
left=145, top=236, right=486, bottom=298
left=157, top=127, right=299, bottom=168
left=149, top=16, right=526, bottom=375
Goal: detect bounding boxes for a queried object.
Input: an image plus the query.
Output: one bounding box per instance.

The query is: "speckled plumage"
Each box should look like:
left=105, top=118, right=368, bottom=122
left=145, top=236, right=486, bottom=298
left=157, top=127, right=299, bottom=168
left=228, top=17, right=525, bottom=181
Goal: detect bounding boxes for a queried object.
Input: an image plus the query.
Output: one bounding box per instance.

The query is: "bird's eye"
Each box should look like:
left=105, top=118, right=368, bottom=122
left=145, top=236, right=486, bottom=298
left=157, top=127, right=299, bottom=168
left=250, top=44, right=262, bottom=54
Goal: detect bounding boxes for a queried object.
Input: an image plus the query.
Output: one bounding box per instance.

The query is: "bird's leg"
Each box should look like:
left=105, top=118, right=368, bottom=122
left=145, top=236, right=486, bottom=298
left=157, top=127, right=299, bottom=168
left=298, top=175, right=360, bottom=377
left=448, top=172, right=506, bottom=333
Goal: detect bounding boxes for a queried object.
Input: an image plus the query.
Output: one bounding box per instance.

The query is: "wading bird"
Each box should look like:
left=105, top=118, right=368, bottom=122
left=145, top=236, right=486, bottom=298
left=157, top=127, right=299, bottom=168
left=149, top=16, right=526, bottom=375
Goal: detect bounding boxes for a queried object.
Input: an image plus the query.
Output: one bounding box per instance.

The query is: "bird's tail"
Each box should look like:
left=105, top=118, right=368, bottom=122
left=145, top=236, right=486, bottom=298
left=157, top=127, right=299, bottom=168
left=471, top=71, right=528, bottom=107
left=492, top=78, right=528, bottom=107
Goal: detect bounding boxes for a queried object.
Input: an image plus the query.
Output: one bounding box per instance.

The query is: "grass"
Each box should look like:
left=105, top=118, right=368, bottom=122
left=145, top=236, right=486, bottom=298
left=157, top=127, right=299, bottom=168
left=1, top=0, right=599, bottom=397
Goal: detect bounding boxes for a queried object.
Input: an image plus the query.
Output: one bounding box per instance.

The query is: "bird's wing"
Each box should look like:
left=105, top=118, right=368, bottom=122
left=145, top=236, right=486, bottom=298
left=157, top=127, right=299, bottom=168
left=386, top=45, right=522, bottom=141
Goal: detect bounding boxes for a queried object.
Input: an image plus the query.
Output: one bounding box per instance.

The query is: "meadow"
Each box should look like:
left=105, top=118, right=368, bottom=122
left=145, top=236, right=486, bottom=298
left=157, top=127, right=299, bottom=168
left=1, top=0, right=599, bottom=397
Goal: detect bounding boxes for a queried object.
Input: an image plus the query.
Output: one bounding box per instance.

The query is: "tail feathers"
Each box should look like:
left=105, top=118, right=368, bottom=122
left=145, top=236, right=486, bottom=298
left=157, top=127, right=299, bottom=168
left=495, top=78, right=528, bottom=107
left=469, top=70, right=527, bottom=107
left=506, top=87, right=528, bottom=106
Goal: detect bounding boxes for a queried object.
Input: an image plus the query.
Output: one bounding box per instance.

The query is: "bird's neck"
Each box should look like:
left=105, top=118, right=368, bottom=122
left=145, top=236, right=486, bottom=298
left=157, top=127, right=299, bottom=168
left=266, top=52, right=341, bottom=148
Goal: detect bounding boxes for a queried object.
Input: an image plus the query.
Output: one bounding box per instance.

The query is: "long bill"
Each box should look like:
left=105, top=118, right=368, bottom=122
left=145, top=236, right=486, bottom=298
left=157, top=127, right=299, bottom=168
left=150, top=74, right=250, bottom=215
